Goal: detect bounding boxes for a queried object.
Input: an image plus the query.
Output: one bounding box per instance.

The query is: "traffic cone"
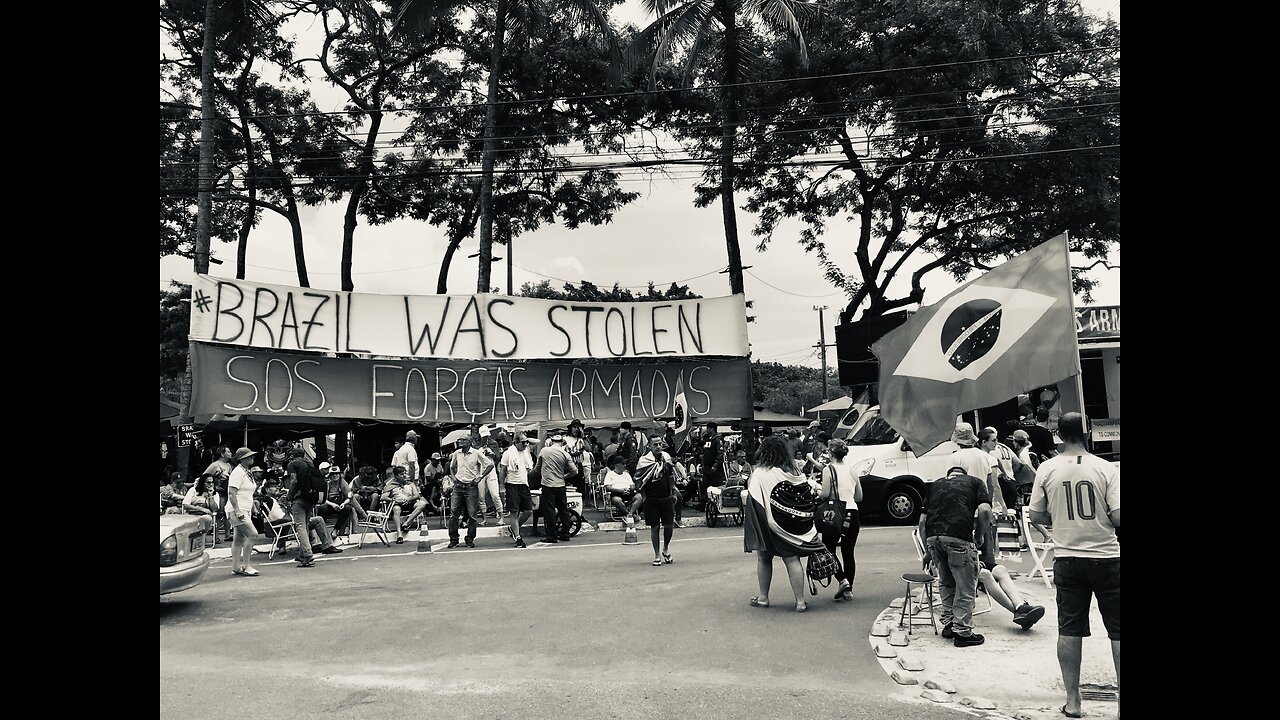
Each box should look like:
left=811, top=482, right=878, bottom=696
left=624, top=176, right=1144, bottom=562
left=415, top=526, right=433, bottom=554
left=622, top=515, right=639, bottom=545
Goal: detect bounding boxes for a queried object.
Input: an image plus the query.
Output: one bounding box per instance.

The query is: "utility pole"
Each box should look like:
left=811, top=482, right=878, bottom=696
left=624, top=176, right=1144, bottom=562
left=813, top=305, right=830, bottom=402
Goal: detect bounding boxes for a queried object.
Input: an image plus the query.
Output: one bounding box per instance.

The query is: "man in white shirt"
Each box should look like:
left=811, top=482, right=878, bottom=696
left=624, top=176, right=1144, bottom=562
left=392, top=430, right=421, bottom=483
left=448, top=435, right=494, bottom=548
left=499, top=434, right=535, bottom=548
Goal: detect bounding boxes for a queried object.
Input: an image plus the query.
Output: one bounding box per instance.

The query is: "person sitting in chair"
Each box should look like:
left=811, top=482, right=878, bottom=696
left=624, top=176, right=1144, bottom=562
left=160, top=473, right=187, bottom=514
left=183, top=475, right=221, bottom=518
left=725, top=450, right=753, bottom=486
left=351, top=463, right=383, bottom=516
left=314, top=462, right=364, bottom=538
left=605, top=455, right=640, bottom=521
left=384, top=465, right=427, bottom=544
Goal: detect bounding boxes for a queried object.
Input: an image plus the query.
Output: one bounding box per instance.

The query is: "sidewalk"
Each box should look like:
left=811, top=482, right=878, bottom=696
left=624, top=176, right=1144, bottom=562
left=866, top=552, right=1119, bottom=720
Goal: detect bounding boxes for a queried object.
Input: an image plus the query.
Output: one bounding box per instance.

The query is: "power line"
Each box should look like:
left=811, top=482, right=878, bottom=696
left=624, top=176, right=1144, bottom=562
left=745, top=269, right=846, bottom=298
left=161, top=100, right=1119, bottom=168
left=158, top=46, right=1120, bottom=123
left=162, top=144, right=1119, bottom=191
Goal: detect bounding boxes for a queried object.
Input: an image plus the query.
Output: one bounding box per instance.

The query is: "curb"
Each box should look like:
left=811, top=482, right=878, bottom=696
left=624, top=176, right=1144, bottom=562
left=208, top=515, right=720, bottom=560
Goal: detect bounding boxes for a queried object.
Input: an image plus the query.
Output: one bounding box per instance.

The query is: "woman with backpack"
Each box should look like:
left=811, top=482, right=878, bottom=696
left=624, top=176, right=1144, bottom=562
left=816, top=439, right=864, bottom=602
left=742, top=436, right=826, bottom=613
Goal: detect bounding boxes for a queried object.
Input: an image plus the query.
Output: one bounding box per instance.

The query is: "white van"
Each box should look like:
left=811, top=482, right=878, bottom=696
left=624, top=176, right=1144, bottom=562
left=839, top=406, right=959, bottom=524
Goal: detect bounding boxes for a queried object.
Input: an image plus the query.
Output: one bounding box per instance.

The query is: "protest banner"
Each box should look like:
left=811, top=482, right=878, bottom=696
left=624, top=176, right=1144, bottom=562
left=189, top=342, right=753, bottom=424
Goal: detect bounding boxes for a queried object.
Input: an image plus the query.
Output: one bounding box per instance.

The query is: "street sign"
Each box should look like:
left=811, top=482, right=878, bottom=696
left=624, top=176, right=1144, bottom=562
left=1091, top=417, right=1119, bottom=442
left=176, top=424, right=198, bottom=448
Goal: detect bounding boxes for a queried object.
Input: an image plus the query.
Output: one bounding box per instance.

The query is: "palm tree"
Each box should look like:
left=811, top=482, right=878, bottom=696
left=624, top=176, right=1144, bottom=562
left=395, top=0, right=619, bottom=293
left=633, top=0, right=808, bottom=295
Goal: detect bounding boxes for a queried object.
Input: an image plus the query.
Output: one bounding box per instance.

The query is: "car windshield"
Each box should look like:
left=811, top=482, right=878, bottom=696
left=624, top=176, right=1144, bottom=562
left=848, top=416, right=899, bottom=446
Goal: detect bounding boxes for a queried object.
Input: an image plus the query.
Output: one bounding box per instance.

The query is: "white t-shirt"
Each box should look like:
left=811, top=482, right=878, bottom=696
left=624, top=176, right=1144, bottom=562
left=1029, top=452, right=1120, bottom=558
left=392, top=443, right=419, bottom=477
left=604, top=469, right=634, bottom=492
left=501, top=446, right=533, bottom=485
left=226, top=464, right=256, bottom=517
left=822, top=461, right=861, bottom=510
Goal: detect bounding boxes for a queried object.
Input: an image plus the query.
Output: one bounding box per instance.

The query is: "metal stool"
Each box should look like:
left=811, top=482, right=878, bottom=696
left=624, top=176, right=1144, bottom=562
left=899, top=572, right=939, bottom=635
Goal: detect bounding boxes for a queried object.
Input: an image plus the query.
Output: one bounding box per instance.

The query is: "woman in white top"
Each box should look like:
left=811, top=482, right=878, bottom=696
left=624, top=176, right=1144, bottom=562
left=817, top=439, right=864, bottom=601
left=184, top=475, right=222, bottom=517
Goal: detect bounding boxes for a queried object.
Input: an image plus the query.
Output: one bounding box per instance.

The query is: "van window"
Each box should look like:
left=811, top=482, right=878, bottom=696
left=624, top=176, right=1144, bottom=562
left=850, top=416, right=899, bottom=446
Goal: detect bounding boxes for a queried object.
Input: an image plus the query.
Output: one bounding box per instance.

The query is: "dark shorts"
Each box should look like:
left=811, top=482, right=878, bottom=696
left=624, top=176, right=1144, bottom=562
left=643, top=497, right=676, bottom=527
left=1054, top=557, right=1120, bottom=640
left=506, top=483, right=533, bottom=513
left=610, top=488, right=637, bottom=503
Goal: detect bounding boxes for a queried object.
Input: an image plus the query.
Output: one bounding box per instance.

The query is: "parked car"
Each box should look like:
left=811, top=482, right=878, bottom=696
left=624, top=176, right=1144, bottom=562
left=161, top=514, right=213, bottom=595
left=843, top=406, right=959, bottom=525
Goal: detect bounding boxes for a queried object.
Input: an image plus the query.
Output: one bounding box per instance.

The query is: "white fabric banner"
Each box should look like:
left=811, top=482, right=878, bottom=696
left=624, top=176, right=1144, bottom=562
left=188, top=275, right=749, bottom=360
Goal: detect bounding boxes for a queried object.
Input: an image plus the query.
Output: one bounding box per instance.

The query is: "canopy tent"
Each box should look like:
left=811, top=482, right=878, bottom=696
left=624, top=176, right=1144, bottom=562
left=805, top=396, right=853, bottom=414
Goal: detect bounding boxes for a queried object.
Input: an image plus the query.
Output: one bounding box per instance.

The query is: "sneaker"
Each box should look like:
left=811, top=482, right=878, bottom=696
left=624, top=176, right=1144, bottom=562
left=465, top=539, right=476, bottom=548
left=321, top=546, right=343, bottom=554
left=447, top=541, right=460, bottom=549
left=941, top=623, right=955, bottom=639
left=297, top=560, right=315, bottom=568
left=953, top=633, right=985, bottom=648
left=1013, top=603, right=1046, bottom=630
left=515, top=537, right=527, bottom=548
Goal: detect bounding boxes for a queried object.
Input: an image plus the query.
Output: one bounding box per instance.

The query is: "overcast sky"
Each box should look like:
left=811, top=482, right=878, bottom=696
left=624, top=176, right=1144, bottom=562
left=160, top=1, right=1120, bottom=375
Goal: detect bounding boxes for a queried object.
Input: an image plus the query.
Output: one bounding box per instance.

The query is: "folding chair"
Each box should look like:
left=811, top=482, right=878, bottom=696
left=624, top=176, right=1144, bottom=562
left=356, top=499, right=392, bottom=548
left=257, top=498, right=300, bottom=560
left=1019, top=509, right=1055, bottom=588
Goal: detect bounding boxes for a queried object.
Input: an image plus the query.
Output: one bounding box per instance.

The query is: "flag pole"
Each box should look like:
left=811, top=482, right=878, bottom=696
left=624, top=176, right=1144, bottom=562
left=1060, top=233, right=1087, bottom=430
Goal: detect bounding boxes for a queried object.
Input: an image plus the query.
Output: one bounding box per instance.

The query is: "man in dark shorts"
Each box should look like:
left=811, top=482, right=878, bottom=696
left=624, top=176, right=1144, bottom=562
left=498, top=434, right=535, bottom=548
left=918, top=464, right=992, bottom=647
left=635, top=437, right=677, bottom=566
left=1029, top=412, right=1120, bottom=718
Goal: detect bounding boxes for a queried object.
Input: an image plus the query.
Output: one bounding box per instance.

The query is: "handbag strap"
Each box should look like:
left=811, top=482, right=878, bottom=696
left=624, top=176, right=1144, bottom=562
left=826, top=464, right=837, bottom=500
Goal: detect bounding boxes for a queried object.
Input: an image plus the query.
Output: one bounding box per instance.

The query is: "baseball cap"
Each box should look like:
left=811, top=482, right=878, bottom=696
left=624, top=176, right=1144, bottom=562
left=431, top=452, right=443, bottom=460
left=808, top=420, right=820, bottom=428
left=550, top=432, right=566, bottom=442
left=318, top=461, right=332, bottom=472
left=405, top=430, right=420, bottom=441
left=393, top=465, right=407, bottom=475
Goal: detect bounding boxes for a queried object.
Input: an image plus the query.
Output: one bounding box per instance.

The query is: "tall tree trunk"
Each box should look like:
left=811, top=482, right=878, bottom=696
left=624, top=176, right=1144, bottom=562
left=260, top=124, right=310, bottom=286
left=184, top=0, right=218, bottom=423
left=341, top=111, right=383, bottom=292
left=717, top=0, right=744, bottom=295
left=438, top=183, right=483, bottom=293
left=476, top=0, right=509, bottom=293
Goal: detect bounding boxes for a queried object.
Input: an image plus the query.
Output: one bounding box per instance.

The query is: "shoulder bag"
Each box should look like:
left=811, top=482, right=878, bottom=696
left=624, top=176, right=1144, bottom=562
left=815, top=464, right=846, bottom=535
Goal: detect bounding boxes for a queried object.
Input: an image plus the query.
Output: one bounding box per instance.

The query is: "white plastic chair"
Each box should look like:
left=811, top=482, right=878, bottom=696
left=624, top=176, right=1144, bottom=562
left=1019, top=510, right=1055, bottom=588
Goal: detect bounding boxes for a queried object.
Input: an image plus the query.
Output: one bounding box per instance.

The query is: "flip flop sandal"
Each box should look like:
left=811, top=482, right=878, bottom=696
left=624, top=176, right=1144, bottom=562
left=1060, top=705, right=1085, bottom=718
left=242, top=568, right=260, bottom=577
left=795, top=602, right=808, bottom=613
left=749, top=597, right=770, bottom=608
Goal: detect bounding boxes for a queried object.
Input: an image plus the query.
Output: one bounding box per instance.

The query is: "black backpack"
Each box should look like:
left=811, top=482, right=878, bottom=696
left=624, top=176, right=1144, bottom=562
left=299, top=462, right=323, bottom=504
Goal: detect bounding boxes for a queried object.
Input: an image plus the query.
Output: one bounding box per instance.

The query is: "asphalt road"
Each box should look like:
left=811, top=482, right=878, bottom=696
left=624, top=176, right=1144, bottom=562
left=160, top=524, right=972, bottom=720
